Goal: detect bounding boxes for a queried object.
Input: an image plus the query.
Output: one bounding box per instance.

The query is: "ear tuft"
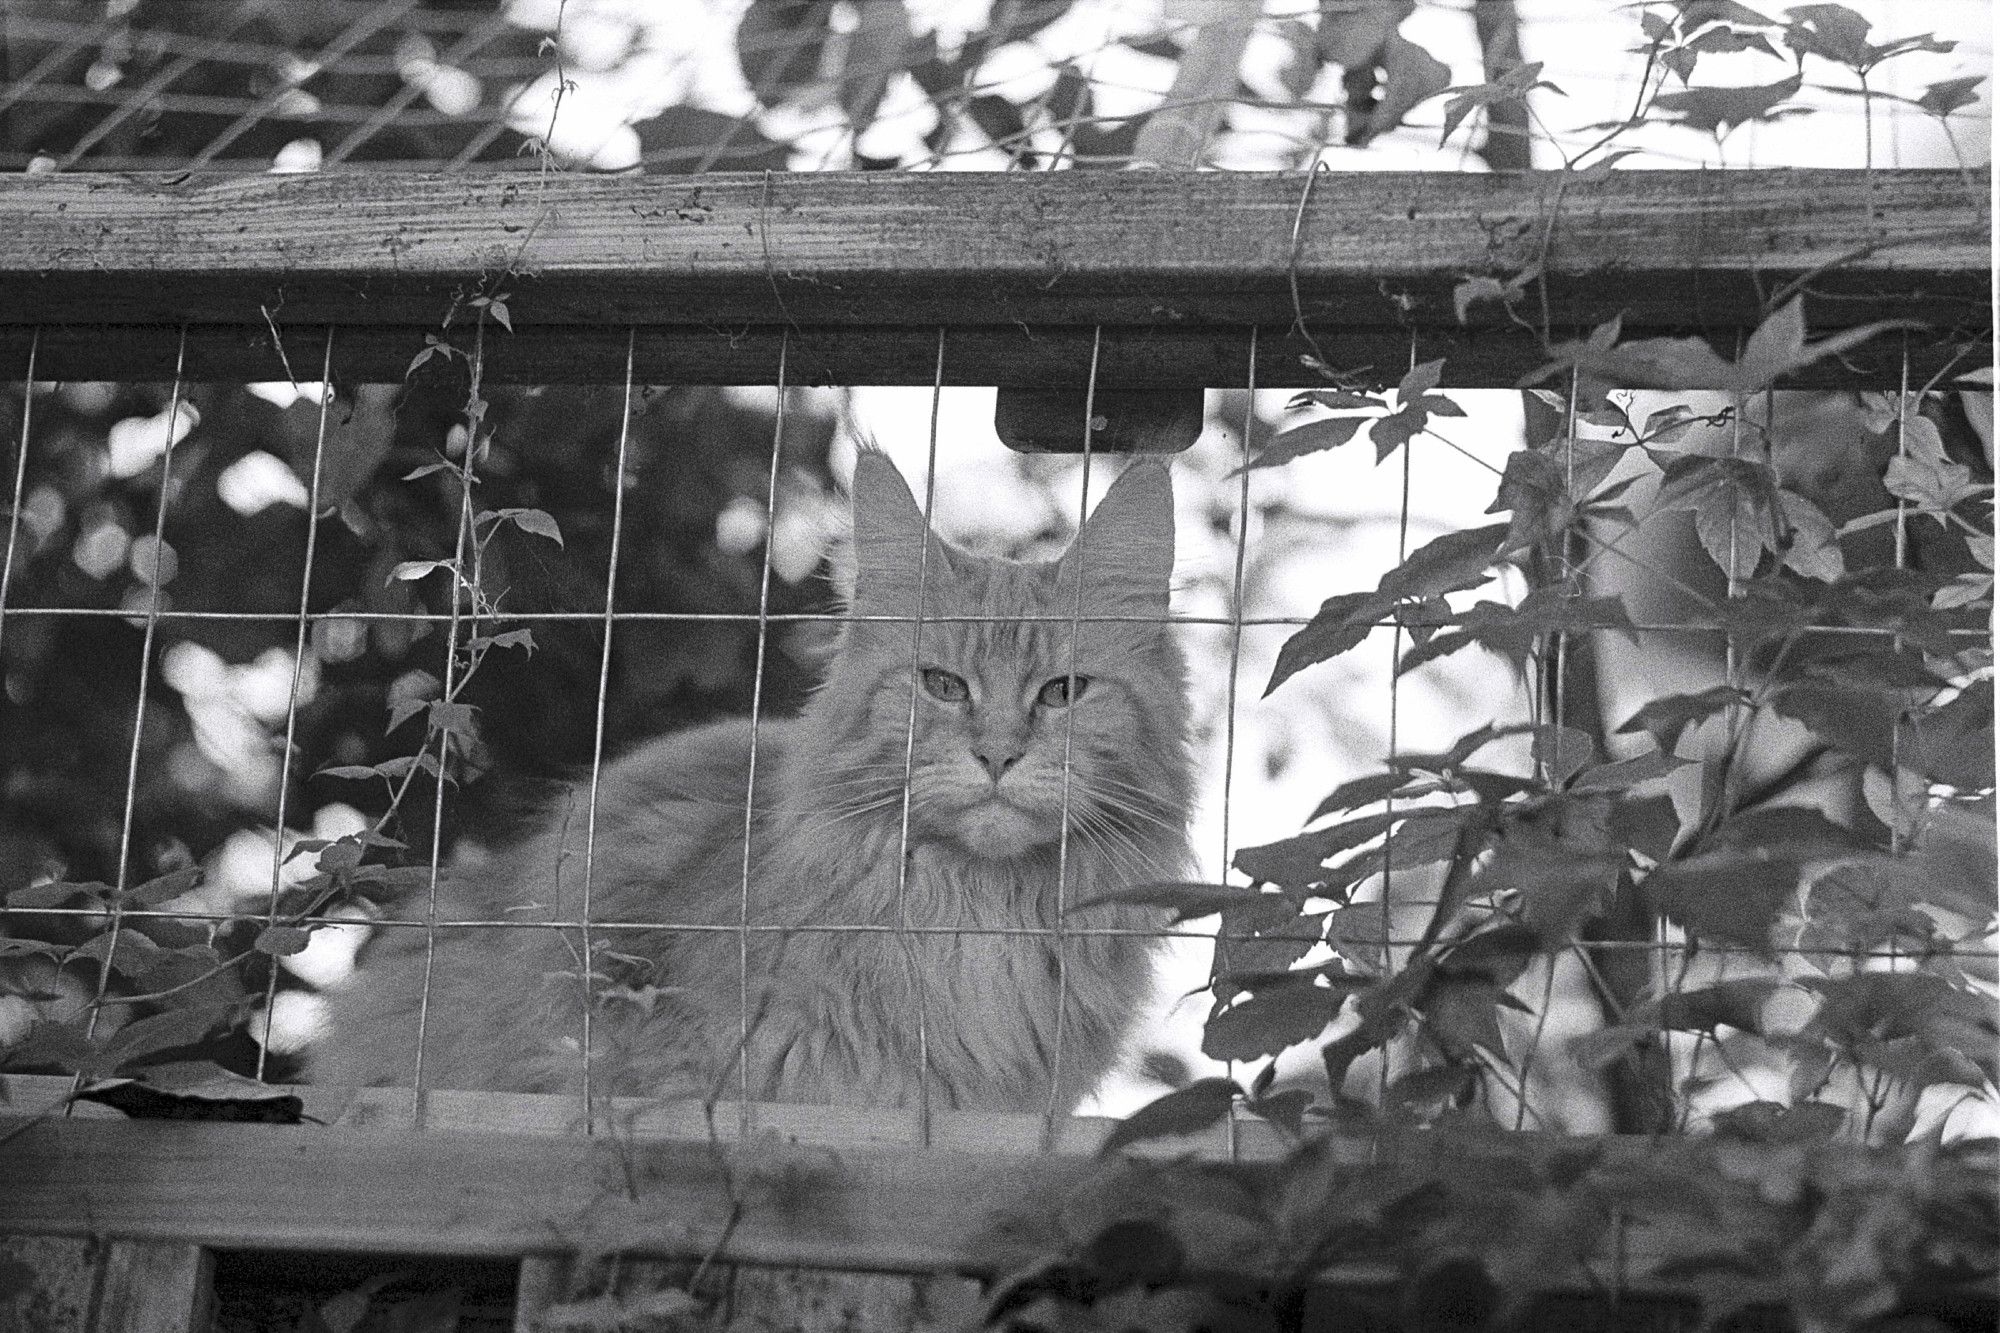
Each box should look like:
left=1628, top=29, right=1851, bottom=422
left=847, top=451, right=944, bottom=616
left=1062, top=460, right=1175, bottom=615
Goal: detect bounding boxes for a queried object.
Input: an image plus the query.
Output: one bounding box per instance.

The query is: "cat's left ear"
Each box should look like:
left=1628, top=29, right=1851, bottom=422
left=1061, top=461, right=1175, bottom=615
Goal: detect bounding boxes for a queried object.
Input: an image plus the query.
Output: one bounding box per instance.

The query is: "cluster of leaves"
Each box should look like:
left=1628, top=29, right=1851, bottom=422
left=1433, top=0, right=1979, bottom=169
left=982, top=1128, right=1998, bottom=1333
left=0, top=291, right=842, bottom=1095
left=1093, top=294, right=1993, bottom=1149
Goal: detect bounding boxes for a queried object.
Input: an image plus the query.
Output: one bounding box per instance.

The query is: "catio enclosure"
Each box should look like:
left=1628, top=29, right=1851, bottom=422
left=0, top=3, right=1995, bottom=1332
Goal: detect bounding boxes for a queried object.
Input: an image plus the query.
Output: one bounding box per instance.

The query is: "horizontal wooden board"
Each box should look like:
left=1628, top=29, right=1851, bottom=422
left=0, top=318, right=1976, bottom=389
left=0, top=170, right=1984, bottom=386
left=0, top=1074, right=1288, bottom=1159
left=0, top=1113, right=1664, bottom=1282
left=0, top=1116, right=1129, bottom=1273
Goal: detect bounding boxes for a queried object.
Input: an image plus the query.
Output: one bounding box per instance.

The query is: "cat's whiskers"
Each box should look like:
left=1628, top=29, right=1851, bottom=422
left=1061, top=779, right=1185, bottom=840
left=1070, top=771, right=1183, bottom=823
left=1066, top=806, right=1157, bottom=887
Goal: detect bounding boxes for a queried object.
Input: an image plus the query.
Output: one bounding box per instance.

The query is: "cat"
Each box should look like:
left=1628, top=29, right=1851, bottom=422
left=311, top=453, right=1194, bottom=1114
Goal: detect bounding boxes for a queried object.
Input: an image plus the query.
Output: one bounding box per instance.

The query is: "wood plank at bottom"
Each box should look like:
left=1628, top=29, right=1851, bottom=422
left=92, top=1242, right=215, bottom=1333
left=0, top=1236, right=213, bottom=1333
left=0, top=1116, right=1091, bottom=1275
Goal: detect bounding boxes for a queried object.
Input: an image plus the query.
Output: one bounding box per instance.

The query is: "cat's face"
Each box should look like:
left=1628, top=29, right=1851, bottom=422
left=820, top=455, right=1189, bottom=863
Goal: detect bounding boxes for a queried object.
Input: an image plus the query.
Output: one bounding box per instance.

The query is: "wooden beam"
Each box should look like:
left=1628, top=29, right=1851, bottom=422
left=0, top=1117, right=1101, bottom=1273
left=0, top=318, right=1971, bottom=389
left=0, top=170, right=1983, bottom=386
left=0, top=1236, right=213, bottom=1333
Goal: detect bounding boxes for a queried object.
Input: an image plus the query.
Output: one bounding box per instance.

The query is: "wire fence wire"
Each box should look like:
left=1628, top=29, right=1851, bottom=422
left=0, top=307, right=1991, bottom=1150
left=0, top=3, right=1991, bottom=1142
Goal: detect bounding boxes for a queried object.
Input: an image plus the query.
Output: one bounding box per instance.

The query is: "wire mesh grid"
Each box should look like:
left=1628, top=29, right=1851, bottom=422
left=0, top=301, right=1992, bottom=1153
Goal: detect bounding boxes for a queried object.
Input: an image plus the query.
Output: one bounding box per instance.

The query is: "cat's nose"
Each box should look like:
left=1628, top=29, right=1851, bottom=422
left=974, top=748, right=1022, bottom=782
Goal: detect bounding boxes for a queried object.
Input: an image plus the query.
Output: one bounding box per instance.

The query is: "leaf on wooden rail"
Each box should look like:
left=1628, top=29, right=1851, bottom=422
left=1066, top=881, right=1265, bottom=923
left=1098, top=1077, right=1240, bottom=1156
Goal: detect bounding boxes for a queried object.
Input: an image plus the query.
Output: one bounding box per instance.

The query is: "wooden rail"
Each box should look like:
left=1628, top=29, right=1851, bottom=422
left=0, top=169, right=1984, bottom=386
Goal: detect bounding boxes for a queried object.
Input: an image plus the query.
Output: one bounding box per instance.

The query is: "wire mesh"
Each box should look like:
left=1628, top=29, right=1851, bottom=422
left=0, top=2, right=1992, bottom=1156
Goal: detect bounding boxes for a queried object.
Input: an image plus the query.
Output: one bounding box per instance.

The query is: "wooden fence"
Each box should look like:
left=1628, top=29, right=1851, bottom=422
left=0, top=166, right=1991, bottom=1330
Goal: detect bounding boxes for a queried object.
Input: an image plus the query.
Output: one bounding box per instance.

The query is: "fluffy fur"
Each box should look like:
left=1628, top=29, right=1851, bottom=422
left=312, top=455, right=1194, bottom=1112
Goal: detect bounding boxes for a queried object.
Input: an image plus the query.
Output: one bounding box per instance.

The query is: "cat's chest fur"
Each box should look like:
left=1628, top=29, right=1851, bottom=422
left=731, top=772, right=1163, bottom=1110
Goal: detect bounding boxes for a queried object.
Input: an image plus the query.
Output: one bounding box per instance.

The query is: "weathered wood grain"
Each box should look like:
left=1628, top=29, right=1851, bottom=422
left=0, top=170, right=1983, bottom=385
left=0, top=1236, right=213, bottom=1333
left=0, top=1073, right=1289, bottom=1159
left=0, top=1117, right=1098, bottom=1272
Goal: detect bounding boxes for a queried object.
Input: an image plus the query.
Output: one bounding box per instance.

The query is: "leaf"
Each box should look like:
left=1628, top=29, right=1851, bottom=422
left=1078, top=1218, right=1187, bottom=1291
left=1310, top=770, right=1439, bottom=821
left=1243, top=416, right=1368, bottom=471
left=1533, top=302, right=1913, bottom=392
left=1354, top=33, right=1452, bottom=146
left=483, top=628, right=536, bottom=654
left=1397, top=359, right=1445, bottom=400
left=86, top=1007, right=226, bottom=1075
left=1399, top=589, right=1636, bottom=674
left=1246, top=1089, right=1314, bottom=1133
left=1776, top=491, right=1845, bottom=581
left=1770, top=679, right=1900, bottom=769
left=427, top=700, right=479, bottom=743
left=317, top=839, right=365, bottom=874
left=2, top=1021, right=96, bottom=1071
left=1533, top=724, right=1596, bottom=786
left=318, top=764, right=390, bottom=782
left=1903, top=679, right=1994, bottom=789
left=1289, top=389, right=1383, bottom=412
left=1570, top=1023, right=1655, bottom=1071
left=1651, top=851, right=1798, bottom=954
left=255, top=925, right=313, bottom=957
left=1783, top=3, right=1952, bottom=70
left=1386, top=1062, right=1476, bottom=1112
left=1616, top=686, right=1747, bottom=752
left=1420, top=978, right=1513, bottom=1058
left=1651, top=978, right=1781, bottom=1034
left=484, top=299, right=513, bottom=333
left=1568, top=748, right=1694, bottom=793
left=8, top=880, right=113, bottom=908
left=497, top=507, right=564, bottom=546
left=1098, top=1078, right=1240, bottom=1156
left=124, top=867, right=203, bottom=907
left=1264, top=590, right=1391, bottom=696
left=1380, top=523, right=1511, bottom=601
left=1692, top=470, right=1778, bottom=582
left=1067, top=881, right=1262, bottom=923
left=389, top=560, right=447, bottom=583
left=1234, top=813, right=1397, bottom=888
left=74, top=1067, right=304, bottom=1123
left=1884, top=415, right=1986, bottom=520
left=1202, top=977, right=1350, bottom=1061
left=1653, top=73, right=1804, bottom=136
left=1917, top=74, right=1985, bottom=117
left=72, top=928, right=162, bottom=977
left=1610, top=793, right=1681, bottom=862
left=1710, top=1100, right=1844, bottom=1144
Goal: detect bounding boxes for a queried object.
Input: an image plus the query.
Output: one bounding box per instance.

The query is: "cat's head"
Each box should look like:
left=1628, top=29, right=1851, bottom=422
left=813, top=452, right=1190, bottom=863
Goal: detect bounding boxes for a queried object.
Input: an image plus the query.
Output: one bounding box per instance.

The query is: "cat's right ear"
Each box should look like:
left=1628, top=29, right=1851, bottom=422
left=846, top=452, right=947, bottom=617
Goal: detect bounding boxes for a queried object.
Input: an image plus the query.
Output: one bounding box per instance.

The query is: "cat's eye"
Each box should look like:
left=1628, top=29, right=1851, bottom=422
left=920, top=667, right=969, bottom=703
left=1037, top=675, right=1088, bottom=708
